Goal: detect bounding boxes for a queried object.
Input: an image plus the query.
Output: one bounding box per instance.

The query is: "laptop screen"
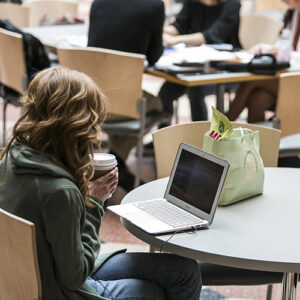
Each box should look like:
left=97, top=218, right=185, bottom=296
left=168, top=149, right=225, bottom=214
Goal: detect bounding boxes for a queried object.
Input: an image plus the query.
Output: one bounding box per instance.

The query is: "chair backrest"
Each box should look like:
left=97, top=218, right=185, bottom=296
left=0, top=208, right=42, bottom=300
left=153, top=121, right=281, bottom=178
left=255, top=0, right=285, bottom=12
left=239, top=14, right=282, bottom=50
left=0, top=28, right=26, bottom=93
left=0, top=3, right=30, bottom=28
left=275, top=71, right=300, bottom=137
left=27, top=0, right=78, bottom=27
left=57, top=46, right=145, bottom=119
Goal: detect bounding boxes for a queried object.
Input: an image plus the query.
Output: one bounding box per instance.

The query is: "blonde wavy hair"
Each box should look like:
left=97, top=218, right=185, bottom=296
left=0, top=66, right=107, bottom=207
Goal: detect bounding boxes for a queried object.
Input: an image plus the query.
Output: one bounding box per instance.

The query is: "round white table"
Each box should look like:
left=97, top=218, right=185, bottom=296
left=121, top=168, right=300, bottom=300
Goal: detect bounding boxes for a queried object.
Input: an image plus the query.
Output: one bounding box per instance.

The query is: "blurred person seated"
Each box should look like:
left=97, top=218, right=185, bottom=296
left=0, top=0, right=21, bottom=3
left=88, top=0, right=166, bottom=192
left=226, top=0, right=300, bottom=123
left=159, top=0, right=241, bottom=123
left=0, top=66, right=202, bottom=300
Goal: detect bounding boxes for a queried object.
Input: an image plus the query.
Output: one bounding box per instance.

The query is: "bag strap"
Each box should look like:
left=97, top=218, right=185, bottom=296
left=235, top=127, right=254, bottom=143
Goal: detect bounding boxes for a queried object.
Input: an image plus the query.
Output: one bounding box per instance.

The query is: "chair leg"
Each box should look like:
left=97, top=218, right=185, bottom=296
left=135, top=97, right=147, bottom=188
left=134, top=137, right=143, bottom=188
left=173, top=99, right=179, bottom=124
left=266, top=284, right=273, bottom=300
left=3, top=101, right=8, bottom=146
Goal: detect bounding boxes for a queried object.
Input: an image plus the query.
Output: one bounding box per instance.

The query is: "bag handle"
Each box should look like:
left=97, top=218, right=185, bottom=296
left=235, top=127, right=254, bottom=143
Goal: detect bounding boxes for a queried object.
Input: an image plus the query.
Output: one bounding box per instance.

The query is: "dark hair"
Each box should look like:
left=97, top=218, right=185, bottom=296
left=283, top=9, right=295, bottom=28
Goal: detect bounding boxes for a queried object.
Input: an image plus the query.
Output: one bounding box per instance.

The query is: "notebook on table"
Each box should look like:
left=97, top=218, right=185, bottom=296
left=108, top=143, right=230, bottom=234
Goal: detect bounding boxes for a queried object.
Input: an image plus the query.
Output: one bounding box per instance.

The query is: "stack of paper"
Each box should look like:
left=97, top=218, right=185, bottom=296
left=155, top=44, right=252, bottom=71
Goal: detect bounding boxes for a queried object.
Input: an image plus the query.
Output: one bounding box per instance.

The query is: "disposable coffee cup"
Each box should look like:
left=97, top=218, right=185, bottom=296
left=92, top=153, right=118, bottom=179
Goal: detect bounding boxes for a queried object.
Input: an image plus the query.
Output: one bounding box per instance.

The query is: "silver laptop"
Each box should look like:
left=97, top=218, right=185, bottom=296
left=108, top=142, right=230, bottom=234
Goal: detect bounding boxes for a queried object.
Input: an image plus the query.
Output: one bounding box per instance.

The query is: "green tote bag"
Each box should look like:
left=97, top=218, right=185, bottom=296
left=202, top=128, right=264, bottom=206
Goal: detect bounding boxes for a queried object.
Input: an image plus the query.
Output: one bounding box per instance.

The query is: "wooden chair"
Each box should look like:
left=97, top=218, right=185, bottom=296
left=57, top=46, right=166, bottom=186
left=0, top=3, right=30, bottom=28
left=274, top=72, right=300, bottom=137
left=152, top=121, right=282, bottom=300
left=153, top=121, right=281, bottom=179
left=254, top=72, right=300, bottom=160
left=26, top=0, right=78, bottom=27
left=0, top=28, right=28, bottom=146
left=239, top=14, right=283, bottom=50
left=255, top=0, right=286, bottom=12
left=270, top=72, right=300, bottom=162
left=0, top=208, right=42, bottom=300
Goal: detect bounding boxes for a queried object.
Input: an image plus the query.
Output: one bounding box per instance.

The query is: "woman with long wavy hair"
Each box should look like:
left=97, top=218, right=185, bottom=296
left=0, top=66, right=201, bottom=300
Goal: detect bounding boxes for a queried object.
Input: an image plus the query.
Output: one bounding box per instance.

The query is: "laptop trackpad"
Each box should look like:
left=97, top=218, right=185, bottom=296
left=109, top=204, right=171, bottom=233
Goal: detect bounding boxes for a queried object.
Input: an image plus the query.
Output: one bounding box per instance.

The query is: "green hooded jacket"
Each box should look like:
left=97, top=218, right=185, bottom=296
left=0, top=142, right=123, bottom=300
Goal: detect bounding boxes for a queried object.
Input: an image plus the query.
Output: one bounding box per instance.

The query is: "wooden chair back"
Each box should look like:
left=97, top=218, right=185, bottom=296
left=239, top=14, right=282, bottom=50
left=276, top=72, right=300, bottom=137
left=0, top=28, right=26, bottom=93
left=27, top=0, right=78, bottom=27
left=0, top=3, right=30, bottom=28
left=255, top=0, right=286, bottom=12
left=0, top=208, right=42, bottom=300
left=57, top=46, right=145, bottom=119
left=153, top=121, right=281, bottom=178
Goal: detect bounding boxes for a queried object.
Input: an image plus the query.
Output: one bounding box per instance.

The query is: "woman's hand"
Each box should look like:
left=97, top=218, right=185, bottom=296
left=249, top=43, right=278, bottom=56
left=163, top=33, right=181, bottom=47
left=88, top=167, right=119, bottom=202
left=163, top=32, right=205, bottom=47
left=163, top=25, right=179, bottom=36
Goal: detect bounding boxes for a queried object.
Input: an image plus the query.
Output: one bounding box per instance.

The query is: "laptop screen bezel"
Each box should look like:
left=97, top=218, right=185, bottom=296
left=164, top=142, right=230, bottom=224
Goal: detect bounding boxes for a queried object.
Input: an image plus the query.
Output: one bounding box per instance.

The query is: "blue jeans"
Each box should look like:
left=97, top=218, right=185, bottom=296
left=159, top=82, right=216, bottom=121
left=86, top=252, right=202, bottom=300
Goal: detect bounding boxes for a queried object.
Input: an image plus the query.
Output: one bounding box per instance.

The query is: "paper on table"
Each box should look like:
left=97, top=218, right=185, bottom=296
left=155, top=44, right=251, bottom=71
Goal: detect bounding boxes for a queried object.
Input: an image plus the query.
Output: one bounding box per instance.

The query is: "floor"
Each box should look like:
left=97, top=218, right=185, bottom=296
left=0, top=74, right=295, bottom=300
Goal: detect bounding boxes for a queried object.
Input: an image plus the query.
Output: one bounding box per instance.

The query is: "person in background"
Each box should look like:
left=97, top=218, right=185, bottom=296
left=159, top=0, right=241, bottom=122
left=0, top=66, right=202, bottom=300
left=226, top=0, right=300, bottom=123
left=0, top=0, right=21, bottom=3
left=88, top=0, right=166, bottom=192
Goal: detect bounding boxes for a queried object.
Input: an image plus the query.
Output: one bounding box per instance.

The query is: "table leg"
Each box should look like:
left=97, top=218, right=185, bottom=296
left=282, top=272, right=298, bottom=300
left=216, top=84, right=225, bottom=113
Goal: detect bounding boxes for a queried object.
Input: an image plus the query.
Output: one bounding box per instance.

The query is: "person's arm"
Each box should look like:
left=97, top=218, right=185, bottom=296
left=163, top=25, right=179, bottom=36
left=146, top=0, right=165, bottom=65
left=42, top=187, right=104, bottom=290
left=164, top=31, right=206, bottom=46
left=202, top=0, right=241, bottom=44
left=171, top=0, right=192, bottom=35
left=163, top=0, right=206, bottom=46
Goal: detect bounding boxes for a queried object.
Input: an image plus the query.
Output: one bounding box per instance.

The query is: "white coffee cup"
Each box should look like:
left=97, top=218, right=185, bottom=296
left=92, top=153, right=118, bottom=179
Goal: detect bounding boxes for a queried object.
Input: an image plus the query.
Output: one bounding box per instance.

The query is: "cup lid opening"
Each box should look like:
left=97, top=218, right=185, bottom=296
left=91, top=153, right=117, bottom=167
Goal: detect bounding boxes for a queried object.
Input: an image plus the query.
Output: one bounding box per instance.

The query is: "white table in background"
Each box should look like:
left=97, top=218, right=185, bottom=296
left=23, top=24, right=88, bottom=51
left=121, top=168, right=300, bottom=300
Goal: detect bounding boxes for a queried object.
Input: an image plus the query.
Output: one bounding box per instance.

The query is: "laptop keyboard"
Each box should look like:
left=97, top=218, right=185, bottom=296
left=134, top=199, right=205, bottom=229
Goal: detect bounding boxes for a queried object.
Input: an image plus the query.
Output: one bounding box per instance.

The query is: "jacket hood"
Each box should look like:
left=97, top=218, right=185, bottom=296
left=9, top=141, right=75, bottom=182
